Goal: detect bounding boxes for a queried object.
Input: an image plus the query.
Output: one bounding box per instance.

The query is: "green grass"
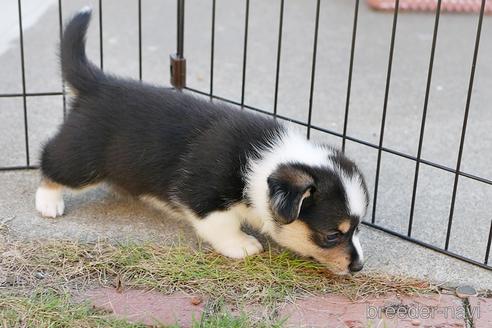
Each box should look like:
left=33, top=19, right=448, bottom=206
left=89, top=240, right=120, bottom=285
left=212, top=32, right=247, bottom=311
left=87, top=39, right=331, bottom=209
left=0, top=291, right=146, bottom=328
left=194, top=311, right=284, bottom=328
left=0, top=291, right=284, bottom=328
left=190, top=298, right=286, bottom=328
left=0, top=239, right=436, bottom=327
left=196, top=312, right=252, bottom=328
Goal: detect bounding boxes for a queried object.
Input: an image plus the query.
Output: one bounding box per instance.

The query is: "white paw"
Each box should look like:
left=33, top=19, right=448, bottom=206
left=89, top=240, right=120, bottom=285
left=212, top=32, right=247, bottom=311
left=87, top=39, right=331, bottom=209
left=214, top=234, right=263, bottom=259
left=35, top=186, right=64, bottom=218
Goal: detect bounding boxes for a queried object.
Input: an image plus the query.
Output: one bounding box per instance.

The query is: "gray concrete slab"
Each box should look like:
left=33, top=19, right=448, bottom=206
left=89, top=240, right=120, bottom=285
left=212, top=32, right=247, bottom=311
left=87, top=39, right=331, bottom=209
left=0, top=170, right=195, bottom=243
left=0, top=0, right=491, bottom=288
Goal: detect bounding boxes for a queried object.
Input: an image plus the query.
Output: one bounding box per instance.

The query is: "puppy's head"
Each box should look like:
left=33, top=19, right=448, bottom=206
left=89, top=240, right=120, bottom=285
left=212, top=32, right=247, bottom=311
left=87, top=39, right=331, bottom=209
left=266, top=154, right=368, bottom=275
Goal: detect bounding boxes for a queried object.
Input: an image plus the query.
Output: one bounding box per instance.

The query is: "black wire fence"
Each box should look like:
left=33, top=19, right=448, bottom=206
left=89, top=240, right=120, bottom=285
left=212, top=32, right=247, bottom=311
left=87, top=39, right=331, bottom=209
left=0, top=0, right=491, bottom=271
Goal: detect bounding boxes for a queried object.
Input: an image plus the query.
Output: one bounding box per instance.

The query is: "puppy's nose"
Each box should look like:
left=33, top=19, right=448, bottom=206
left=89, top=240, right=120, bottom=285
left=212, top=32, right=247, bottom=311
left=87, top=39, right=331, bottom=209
left=349, top=260, right=363, bottom=273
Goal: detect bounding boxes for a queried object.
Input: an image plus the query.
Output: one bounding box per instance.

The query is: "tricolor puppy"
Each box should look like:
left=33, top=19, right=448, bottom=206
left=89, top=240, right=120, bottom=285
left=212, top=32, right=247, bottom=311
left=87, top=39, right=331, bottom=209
left=36, top=9, right=369, bottom=274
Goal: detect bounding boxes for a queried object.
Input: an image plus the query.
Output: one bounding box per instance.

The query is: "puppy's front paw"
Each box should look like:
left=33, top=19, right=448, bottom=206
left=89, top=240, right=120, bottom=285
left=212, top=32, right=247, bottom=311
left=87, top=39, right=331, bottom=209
left=35, top=186, right=64, bottom=218
left=214, top=234, right=263, bottom=259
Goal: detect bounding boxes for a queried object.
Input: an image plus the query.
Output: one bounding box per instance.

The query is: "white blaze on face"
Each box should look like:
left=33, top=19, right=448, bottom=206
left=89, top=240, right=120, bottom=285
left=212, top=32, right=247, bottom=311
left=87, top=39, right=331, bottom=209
left=352, top=230, right=364, bottom=262
left=340, top=173, right=367, bottom=218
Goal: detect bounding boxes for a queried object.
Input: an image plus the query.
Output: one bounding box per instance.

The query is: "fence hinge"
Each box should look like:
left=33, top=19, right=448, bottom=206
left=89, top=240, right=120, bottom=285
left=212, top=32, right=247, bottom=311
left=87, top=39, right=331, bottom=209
left=170, top=54, right=186, bottom=89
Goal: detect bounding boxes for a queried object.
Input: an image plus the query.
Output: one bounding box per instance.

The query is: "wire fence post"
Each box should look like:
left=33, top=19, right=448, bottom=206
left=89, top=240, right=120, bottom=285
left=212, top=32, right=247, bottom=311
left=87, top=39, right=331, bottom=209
left=371, top=0, right=399, bottom=224
left=273, top=0, right=285, bottom=118
left=445, top=0, right=486, bottom=251
left=240, top=0, right=250, bottom=107
left=57, top=0, right=67, bottom=119
left=138, top=0, right=143, bottom=81
left=171, top=0, right=186, bottom=89
left=17, top=0, right=30, bottom=167
left=485, top=220, right=492, bottom=265
left=341, top=0, right=359, bottom=153
left=306, top=0, right=321, bottom=140
left=99, top=0, right=104, bottom=70
left=209, top=0, right=216, bottom=96
left=407, top=0, right=442, bottom=237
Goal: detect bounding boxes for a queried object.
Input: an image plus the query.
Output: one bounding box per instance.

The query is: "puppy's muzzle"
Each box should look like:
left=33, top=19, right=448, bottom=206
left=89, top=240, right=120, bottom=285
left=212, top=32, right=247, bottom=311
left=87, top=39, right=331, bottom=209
left=348, top=259, right=364, bottom=273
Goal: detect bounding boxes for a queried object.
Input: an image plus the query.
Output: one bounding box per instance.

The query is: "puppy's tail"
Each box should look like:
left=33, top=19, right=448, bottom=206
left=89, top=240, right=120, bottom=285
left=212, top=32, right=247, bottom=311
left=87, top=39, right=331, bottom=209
left=61, top=7, right=105, bottom=94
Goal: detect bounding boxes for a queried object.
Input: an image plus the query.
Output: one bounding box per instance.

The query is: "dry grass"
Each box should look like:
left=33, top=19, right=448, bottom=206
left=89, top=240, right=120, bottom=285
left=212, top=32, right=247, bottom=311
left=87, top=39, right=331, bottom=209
left=0, top=239, right=436, bottom=304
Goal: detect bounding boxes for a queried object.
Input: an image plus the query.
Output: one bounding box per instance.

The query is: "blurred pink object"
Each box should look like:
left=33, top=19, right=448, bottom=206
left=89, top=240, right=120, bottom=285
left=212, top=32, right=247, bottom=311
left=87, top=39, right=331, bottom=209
left=367, top=0, right=492, bottom=13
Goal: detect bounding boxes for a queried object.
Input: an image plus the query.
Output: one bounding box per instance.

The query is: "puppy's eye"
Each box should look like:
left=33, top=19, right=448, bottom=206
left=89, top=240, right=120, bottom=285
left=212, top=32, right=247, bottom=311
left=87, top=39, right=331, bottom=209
left=324, top=231, right=341, bottom=243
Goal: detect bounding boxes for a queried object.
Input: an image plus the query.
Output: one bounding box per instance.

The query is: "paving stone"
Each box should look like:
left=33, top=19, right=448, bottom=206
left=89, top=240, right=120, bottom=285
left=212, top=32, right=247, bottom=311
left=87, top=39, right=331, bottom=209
left=83, top=288, right=205, bottom=327
left=279, top=293, right=467, bottom=328
left=468, top=296, right=492, bottom=327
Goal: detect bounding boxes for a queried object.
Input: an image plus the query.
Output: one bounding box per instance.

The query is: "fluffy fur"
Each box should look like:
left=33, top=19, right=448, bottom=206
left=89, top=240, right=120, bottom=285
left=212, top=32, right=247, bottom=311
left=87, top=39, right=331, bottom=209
left=36, top=9, right=369, bottom=274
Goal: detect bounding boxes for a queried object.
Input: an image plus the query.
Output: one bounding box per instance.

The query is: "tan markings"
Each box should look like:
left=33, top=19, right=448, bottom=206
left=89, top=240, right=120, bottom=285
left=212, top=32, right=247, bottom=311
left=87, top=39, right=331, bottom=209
left=40, top=178, right=63, bottom=190
left=338, top=220, right=351, bottom=234
left=302, top=189, right=311, bottom=199
left=271, top=165, right=314, bottom=189
left=293, top=189, right=313, bottom=218
left=272, top=220, right=351, bottom=274
left=40, top=176, right=100, bottom=192
left=66, top=85, right=78, bottom=97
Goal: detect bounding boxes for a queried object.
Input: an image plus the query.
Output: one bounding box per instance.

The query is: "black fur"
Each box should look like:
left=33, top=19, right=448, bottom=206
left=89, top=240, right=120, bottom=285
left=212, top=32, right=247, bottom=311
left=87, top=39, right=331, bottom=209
left=267, top=164, right=315, bottom=224
left=42, top=9, right=284, bottom=216
left=60, top=10, right=106, bottom=94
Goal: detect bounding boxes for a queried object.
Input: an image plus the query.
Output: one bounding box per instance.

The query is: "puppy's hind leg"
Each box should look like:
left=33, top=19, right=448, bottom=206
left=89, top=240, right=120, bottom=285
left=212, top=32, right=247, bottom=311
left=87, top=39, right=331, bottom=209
left=192, top=209, right=264, bottom=259
left=35, top=178, right=65, bottom=218
left=36, top=131, right=105, bottom=218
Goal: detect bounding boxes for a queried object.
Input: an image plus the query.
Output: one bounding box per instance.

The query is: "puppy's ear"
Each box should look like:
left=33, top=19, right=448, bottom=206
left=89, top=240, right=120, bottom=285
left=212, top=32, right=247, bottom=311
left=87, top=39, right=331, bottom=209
left=267, top=165, right=315, bottom=224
